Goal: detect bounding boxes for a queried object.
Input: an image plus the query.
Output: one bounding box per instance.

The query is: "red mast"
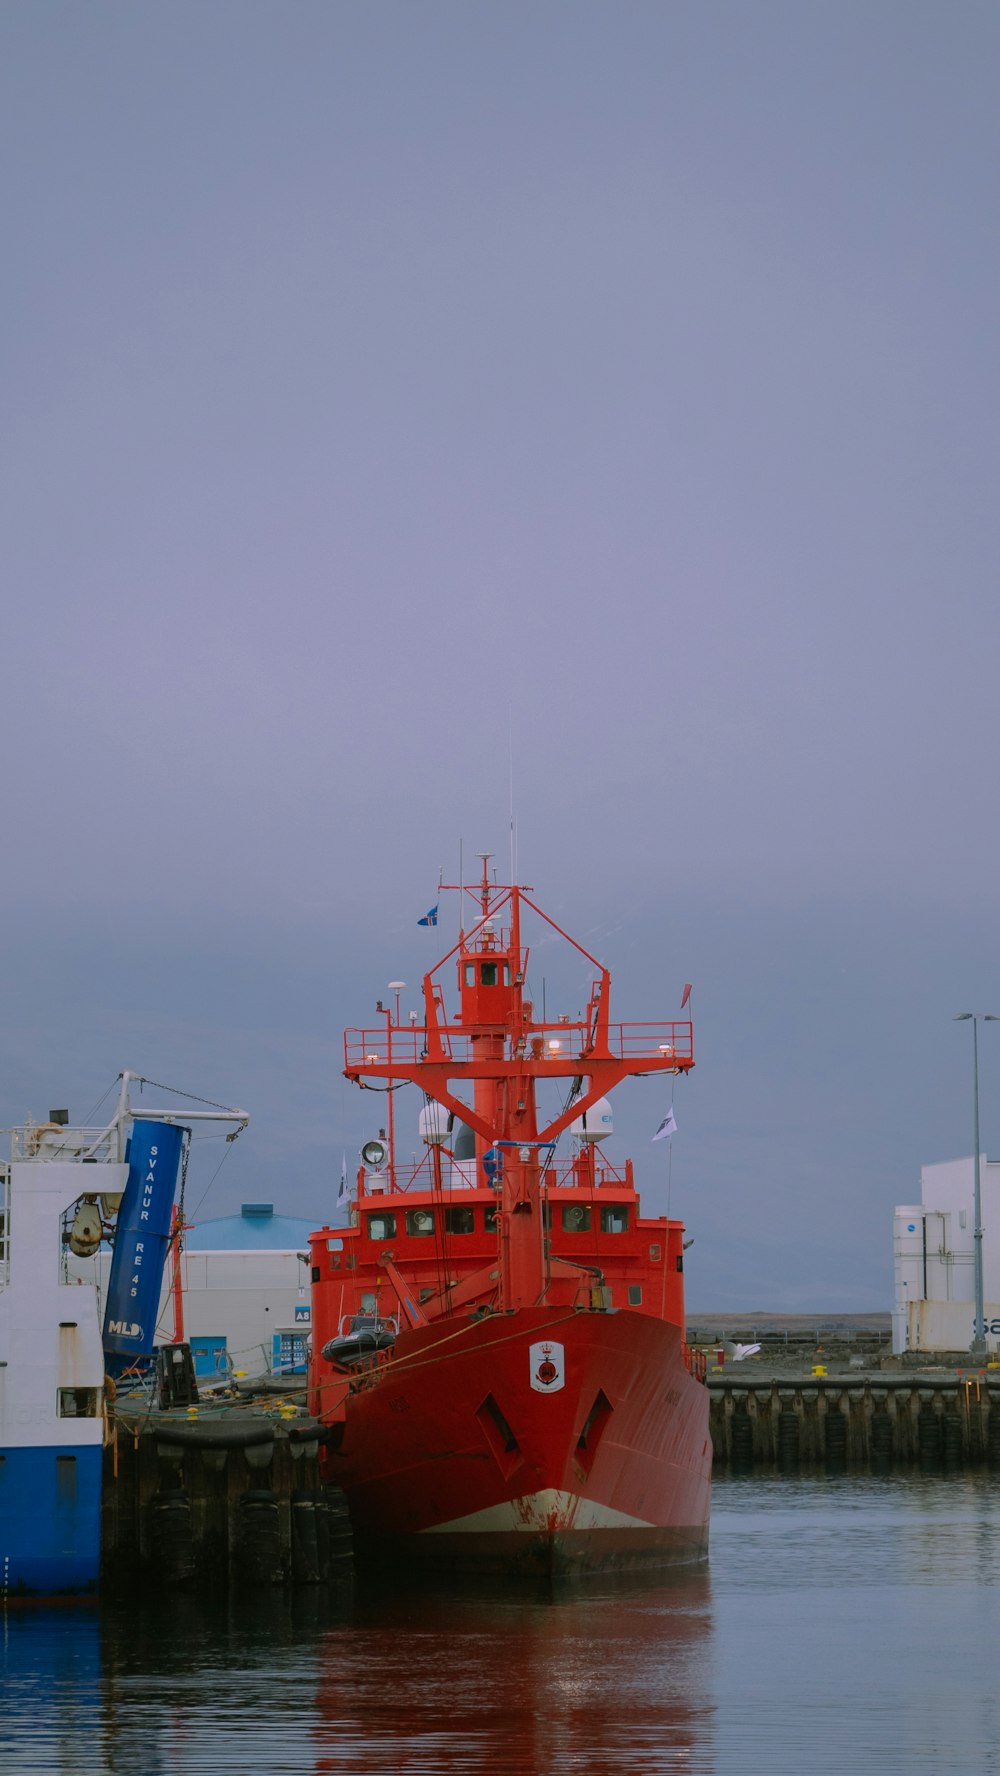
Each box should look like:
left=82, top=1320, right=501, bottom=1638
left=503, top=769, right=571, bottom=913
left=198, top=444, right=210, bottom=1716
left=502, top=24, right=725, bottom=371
left=343, top=858, right=693, bottom=1315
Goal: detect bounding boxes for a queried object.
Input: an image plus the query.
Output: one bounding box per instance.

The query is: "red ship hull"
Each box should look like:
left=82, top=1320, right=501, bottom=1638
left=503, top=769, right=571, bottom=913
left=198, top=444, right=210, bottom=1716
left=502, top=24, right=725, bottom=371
left=326, top=1306, right=711, bottom=1577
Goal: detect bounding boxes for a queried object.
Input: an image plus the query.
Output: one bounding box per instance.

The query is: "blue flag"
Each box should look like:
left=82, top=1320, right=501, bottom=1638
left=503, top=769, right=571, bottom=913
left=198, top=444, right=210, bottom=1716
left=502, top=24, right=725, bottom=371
left=418, top=906, right=438, bottom=926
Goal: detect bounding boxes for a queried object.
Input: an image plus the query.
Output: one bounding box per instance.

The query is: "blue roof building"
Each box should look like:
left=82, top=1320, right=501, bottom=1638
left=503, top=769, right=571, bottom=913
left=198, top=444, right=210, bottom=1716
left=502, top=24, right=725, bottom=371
left=187, top=1201, right=316, bottom=1252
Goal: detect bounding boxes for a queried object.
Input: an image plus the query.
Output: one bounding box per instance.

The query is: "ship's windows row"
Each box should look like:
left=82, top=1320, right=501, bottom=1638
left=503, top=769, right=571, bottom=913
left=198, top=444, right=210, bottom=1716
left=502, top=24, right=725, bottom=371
left=364, top=1203, right=631, bottom=1240
left=463, top=962, right=511, bottom=987
left=367, top=1207, right=482, bottom=1239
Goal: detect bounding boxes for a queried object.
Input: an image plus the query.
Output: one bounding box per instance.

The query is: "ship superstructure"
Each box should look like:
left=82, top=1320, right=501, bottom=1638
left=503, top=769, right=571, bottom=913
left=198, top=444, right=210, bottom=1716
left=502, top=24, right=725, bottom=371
left=309, top=862, right=710, bottom=1574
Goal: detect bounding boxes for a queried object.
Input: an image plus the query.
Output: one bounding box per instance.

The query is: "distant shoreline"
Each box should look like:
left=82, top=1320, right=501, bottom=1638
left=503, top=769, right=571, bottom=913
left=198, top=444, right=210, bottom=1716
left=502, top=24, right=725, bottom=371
left=687, top=1311, right=891, bottom=1333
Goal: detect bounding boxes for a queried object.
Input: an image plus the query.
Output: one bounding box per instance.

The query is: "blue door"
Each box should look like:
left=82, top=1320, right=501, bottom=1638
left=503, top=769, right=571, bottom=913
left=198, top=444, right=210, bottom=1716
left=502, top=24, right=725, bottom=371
left=272, top=1331, right=308, bottom=1374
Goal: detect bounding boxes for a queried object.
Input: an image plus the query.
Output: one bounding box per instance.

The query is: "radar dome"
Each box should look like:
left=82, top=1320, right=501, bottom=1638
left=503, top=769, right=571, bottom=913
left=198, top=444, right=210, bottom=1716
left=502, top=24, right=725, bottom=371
left=569, top=1096, right=614, bottom=1143
left=419, top=1103, right=453, bottom=1146
left=453, top=1123, right=476, bottom=1161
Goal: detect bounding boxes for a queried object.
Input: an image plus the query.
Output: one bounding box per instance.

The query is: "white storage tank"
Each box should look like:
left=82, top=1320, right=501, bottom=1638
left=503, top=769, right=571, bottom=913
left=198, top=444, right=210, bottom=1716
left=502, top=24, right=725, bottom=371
left=892, top=1206, right=925, bottom=1353
left=419, top=1102, right=453, bottom=1146
left=569, top=1096, right=614, bottom=1143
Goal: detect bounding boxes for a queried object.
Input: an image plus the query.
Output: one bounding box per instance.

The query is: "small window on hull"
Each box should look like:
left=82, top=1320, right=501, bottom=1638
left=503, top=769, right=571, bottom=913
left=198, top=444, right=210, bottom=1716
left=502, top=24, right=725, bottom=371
left=57, top=1389, right=100, bottom=1418
left=627, top=1285, right=642, bottom=1306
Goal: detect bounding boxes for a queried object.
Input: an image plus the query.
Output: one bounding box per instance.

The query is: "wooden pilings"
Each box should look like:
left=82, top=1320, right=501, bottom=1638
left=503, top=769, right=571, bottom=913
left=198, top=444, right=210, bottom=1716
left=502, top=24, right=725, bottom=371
left=101, top=1413, right=353, bottom=1591
left=711, top=1375, right=1000, bottom=1474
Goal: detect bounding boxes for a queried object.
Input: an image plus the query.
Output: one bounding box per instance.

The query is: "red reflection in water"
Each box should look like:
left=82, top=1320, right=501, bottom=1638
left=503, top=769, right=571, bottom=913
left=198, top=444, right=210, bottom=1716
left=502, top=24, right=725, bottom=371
left=312, top=1571, right=714, bottom=1776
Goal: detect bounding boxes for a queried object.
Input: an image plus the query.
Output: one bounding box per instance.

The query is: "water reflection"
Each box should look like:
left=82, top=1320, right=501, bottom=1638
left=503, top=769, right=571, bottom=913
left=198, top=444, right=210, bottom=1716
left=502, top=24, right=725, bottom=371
left=312, top=1569, right=715, bottom=1775
left=0, top=1606, right=102, bottom=1774
left=5, top=1480, right=1000, bottom=1775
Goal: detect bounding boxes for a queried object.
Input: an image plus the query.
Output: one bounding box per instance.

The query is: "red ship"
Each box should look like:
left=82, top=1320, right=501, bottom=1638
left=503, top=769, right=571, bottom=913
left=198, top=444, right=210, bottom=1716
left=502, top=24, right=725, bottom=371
left=308, top=861, right=710, bottom=1576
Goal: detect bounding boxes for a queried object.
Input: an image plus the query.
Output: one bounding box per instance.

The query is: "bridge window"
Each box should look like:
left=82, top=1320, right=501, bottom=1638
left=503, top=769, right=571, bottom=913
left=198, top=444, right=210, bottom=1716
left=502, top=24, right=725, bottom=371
left=600, top=1205, right=629, bottom=1234
left=444, top=1206, right=475, bottom=1235
left=366, top=1211, right=396, bottom=1240
left=484, top=1205, right=498, bottom=1232
left=561, top=1205, right=591, bottom=1233
left=464, top=964, right=475, bottom=985
left=480, top=962, right=498, bottom=986
left=406, top=1210, right=435, bottom=1237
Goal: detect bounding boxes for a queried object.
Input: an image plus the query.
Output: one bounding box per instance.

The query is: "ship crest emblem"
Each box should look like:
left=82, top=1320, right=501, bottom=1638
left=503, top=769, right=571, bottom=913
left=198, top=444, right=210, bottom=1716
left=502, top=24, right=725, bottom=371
left=529, top=1339, right=565, bottom=1393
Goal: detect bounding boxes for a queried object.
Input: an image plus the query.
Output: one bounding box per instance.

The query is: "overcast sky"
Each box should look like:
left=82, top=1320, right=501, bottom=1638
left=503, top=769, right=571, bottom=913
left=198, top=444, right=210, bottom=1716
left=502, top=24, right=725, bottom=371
left=2, top=2, right=998, bottom=1309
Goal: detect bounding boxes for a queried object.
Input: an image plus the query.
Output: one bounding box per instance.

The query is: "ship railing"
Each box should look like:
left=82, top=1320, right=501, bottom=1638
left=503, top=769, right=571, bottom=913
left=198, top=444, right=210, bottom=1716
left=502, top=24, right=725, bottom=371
left=540, top=1157, right=630, bottom=1190
left=338, top=1312, right=401, bottom=1338
left=605, top=1022, right=693, bottom=1063
left=6, top=1124, right=122, bottom=1164
left=344, top=1019, right=693, bottom=1071
left=683, top=1344, right=708, bottom=1383
left=345, top=1027, right=472, bottom=1069
left=359, top=1152, right=633, bottom=1197
left=360, top=1150, right=438, bottom=1195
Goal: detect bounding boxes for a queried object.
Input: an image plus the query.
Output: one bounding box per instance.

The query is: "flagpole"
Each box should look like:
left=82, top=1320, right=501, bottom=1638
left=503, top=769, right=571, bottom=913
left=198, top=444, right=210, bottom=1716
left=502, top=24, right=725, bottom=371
left=666, top=1076, right=675, bottom=1219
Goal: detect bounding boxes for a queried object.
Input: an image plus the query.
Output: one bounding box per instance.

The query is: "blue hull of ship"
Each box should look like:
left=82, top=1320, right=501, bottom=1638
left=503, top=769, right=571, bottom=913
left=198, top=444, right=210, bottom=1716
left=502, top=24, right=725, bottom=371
left=0, top=1444, right=102, bottom=1597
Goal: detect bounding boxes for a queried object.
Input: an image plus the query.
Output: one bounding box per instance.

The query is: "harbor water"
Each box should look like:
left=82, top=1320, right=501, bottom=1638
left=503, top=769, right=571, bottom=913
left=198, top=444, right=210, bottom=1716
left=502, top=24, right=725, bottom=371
left=3, top=1475, right=1000, bottom=1775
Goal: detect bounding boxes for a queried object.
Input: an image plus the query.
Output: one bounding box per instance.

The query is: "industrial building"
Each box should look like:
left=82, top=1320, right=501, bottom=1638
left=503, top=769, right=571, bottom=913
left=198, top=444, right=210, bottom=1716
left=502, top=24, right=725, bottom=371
left=893, top=1157, right=1000, bottom=1354
left=70, top=1202, right=318, bottom=1380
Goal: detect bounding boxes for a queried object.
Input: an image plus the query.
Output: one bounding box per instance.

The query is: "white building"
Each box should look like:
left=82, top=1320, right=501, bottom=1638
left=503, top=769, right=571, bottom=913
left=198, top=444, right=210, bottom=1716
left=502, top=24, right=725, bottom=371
left=893, top=1157, right=1000, bottom=1354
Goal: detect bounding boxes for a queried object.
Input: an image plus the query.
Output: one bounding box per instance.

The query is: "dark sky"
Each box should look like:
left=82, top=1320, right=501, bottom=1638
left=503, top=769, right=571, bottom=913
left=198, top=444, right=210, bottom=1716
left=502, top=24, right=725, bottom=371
left=2, top=2, right=999, bottom=1308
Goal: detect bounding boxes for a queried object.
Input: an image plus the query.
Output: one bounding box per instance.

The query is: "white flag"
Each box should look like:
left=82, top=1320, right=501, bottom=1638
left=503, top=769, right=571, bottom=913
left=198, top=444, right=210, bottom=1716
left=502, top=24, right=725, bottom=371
left=337, top=1152, right=349, bottom=1206
left=652, top=1108, right=678, bottom=1142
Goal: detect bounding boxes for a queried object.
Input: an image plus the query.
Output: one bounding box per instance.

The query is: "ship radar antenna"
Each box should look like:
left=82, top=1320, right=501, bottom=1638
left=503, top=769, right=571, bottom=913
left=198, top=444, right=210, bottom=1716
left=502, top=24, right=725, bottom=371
left=477, top=852, right=493, bottom=914
left=508, top=702, right=517, bottom=886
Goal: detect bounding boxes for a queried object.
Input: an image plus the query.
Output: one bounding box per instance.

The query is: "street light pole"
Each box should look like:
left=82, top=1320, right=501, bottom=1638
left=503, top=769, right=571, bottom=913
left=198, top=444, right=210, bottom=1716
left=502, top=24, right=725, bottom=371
left=955, top=1012, right=998, bottom=1360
